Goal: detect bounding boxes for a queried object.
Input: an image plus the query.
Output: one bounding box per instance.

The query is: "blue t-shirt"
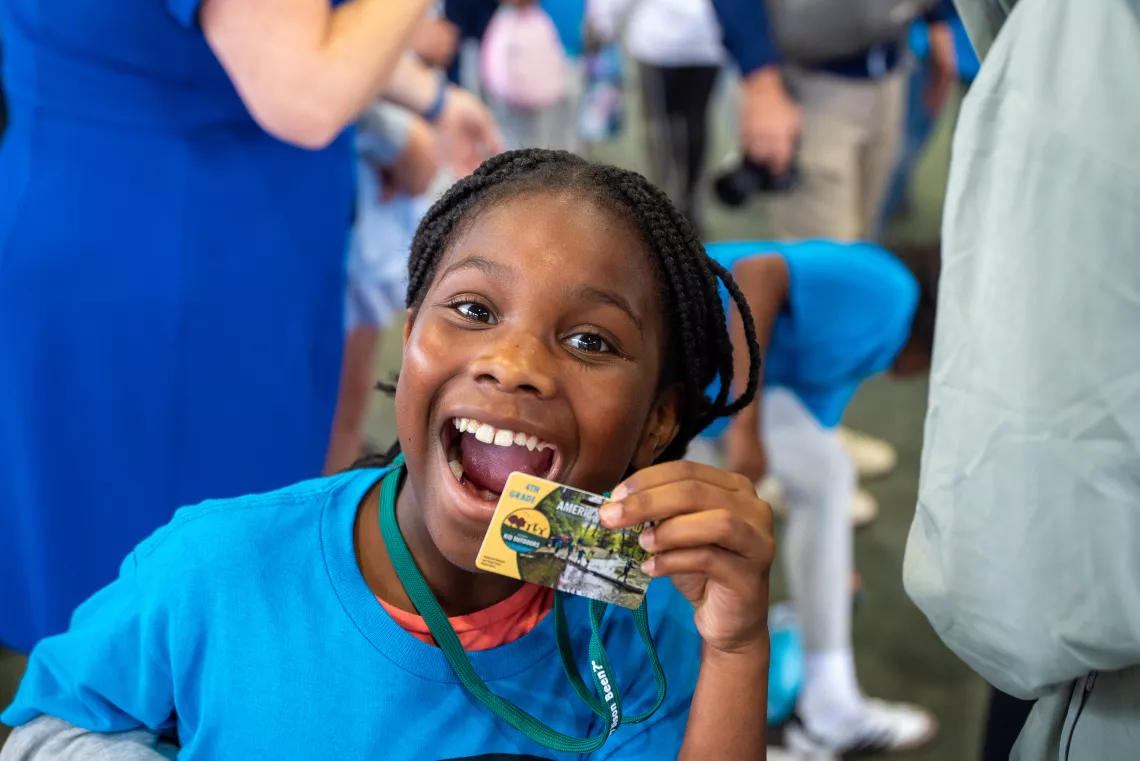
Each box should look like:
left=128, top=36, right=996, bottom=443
left=3, top=469, right=700, bottom=760
left=702, top=240, right=919, bottom=435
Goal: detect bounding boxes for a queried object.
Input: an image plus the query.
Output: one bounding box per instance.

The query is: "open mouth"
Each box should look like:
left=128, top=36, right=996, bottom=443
left=443, top=417, right=558, bottom=503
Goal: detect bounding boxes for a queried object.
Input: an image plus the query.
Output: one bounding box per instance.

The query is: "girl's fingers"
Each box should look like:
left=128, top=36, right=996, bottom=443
left=643, top=545, right=754, bottom=586
left=611, top=459, right=753, bottom=502
left=639, top=510, right=771, bottom=562
left=602, top=480, right=720, bottom=528
left=602, top=478, right=770, bottom=531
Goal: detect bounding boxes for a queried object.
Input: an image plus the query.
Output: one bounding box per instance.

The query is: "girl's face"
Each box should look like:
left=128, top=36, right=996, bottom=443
left=395, top=190, right=677, bottom=570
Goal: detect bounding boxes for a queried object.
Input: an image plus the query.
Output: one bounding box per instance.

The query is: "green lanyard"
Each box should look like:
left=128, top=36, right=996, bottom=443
left=377, top=457, right=667, bottom=753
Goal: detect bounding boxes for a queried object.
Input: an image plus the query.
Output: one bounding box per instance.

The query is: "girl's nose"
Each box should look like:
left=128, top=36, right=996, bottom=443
left=468, top=330, right=557, bottom=398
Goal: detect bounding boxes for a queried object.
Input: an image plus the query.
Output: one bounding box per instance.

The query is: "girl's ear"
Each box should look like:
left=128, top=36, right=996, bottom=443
left=632, top=385, right=682, bottom=469
left=402, top=307, right=416, bottom=350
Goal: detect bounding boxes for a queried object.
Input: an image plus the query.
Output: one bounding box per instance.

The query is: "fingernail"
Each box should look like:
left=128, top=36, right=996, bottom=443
left=638, top=529, right=655, bottom=551
left=641, top=557, right=656, bottom=575
left=600, top=503, right=623, bottom=525
left=610, top=485, right=629, bottom=501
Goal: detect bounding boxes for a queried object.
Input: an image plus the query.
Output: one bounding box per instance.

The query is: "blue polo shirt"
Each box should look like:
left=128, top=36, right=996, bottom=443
left=702, top=240, right=919, bottom=434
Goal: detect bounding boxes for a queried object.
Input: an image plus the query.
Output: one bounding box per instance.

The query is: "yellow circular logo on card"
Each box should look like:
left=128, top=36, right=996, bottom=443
left=500, top=508, right=551, bottom=554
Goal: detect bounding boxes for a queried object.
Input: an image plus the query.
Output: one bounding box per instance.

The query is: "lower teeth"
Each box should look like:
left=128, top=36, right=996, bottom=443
left=449, top=459, right=464, bottom=481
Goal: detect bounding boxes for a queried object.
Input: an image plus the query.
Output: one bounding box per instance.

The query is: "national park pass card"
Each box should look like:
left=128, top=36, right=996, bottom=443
left=475, top=472, right=653, bottom=609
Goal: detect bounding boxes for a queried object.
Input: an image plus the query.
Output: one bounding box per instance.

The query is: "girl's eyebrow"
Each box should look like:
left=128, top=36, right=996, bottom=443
left=437, top=254, right=643, bottom=332
left=569, top=285, right=643, bottom=332
left=437, top=254, right=512, bottom=284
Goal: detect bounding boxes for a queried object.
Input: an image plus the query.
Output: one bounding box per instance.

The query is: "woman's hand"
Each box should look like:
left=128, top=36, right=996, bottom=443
left=437, top=87, right=502, bottom=177
left=601, top=461, right=775, bottom=655
left=410, top=17, right=460, bottom=69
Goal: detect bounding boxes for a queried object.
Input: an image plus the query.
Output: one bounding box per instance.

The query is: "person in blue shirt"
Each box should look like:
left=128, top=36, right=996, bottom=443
left=0, top=0, right=499, bottom=661
left=688, top=239, right=940, bottom=755
left=1, top=151, right=776, bottom=761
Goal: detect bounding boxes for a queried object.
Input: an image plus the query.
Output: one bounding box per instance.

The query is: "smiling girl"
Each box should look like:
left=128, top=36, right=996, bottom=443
left=2, top=150, right=772, bottom=761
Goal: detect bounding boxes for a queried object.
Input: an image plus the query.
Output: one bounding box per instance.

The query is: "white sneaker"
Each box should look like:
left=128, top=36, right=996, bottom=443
left=785, top=700, right=938, bottom=755
left=767, top=746, right=836, bottom=761
left=837, top=427, right=897, bottom=480
left=851, top=488, right=879, bottom=528
left=758, top=478, right=878, bottom=527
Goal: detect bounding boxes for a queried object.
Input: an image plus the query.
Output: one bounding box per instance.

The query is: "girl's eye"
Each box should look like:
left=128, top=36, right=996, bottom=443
left=567, top=333, right=613, bottom=354
left=455, top=301, right=495, bottom=324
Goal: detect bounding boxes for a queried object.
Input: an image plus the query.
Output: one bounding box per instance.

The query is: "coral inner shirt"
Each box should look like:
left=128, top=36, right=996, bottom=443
left=379, top=583, right=554, bottom=651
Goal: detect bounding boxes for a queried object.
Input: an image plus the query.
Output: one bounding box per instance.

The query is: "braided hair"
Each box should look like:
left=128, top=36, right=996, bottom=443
left=359, top=149, right=761, bottom=468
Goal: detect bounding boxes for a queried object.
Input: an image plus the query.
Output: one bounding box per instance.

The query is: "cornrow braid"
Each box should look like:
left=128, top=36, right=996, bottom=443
left=354, top=149, right=761, bottom=469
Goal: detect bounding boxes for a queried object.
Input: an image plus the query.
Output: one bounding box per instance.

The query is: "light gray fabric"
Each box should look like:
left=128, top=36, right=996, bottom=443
left=0, top=716, right=177, bottom=761
left=952, top=0, right=1018, bottom=59
left=905, top=0, right=1140, bottom=757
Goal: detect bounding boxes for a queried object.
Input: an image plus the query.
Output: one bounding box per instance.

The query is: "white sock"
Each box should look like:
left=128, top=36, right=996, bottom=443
left=797, top=649, right=865, bottom=736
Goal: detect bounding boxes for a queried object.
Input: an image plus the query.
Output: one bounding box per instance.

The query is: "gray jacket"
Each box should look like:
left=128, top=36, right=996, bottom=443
left=904, top=0, right=1140, bottom=758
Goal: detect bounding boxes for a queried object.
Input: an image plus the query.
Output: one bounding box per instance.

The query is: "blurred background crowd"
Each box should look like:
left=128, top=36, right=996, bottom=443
left=1, top=0, right=1134, bottom=759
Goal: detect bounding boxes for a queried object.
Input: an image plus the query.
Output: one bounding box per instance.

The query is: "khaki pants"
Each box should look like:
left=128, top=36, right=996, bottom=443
left=768, top=67, right=906, bottom=241
left=0, top=648, right=28, bottom=747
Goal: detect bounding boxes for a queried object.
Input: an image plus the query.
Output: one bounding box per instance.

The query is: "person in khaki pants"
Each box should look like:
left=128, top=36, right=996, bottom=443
left=767, top=5, right=957, bottom=242
left=769, top=64, right=907, bottom=241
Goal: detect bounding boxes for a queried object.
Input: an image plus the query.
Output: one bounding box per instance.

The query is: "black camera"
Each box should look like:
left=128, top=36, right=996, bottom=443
left=713, top=157, right=799, bottom=207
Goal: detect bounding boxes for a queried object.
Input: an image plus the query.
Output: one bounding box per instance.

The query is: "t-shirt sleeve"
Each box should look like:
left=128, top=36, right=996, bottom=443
left=165, top=0, right=204, bottom=29
left=1, top=551, right=176, bottom=733
left=709, top=0, right=779, bottom=75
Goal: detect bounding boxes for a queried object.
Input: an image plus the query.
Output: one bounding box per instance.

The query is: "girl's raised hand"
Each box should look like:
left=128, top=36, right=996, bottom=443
left=600, top=461, right=775, bottom=656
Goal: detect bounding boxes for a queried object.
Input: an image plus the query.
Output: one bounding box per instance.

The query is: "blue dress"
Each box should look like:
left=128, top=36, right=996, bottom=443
left=0, top=0, right=353, bottom=652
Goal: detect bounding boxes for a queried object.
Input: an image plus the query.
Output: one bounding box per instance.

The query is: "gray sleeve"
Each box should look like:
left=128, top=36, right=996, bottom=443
left=356, top=101, right=417, bottom=168
left=0, top=717, right=178, bottom=761
left=905, top=0, right=1140, bottom=699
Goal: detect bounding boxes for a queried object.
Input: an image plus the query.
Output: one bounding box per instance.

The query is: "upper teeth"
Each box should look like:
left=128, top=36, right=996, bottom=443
left=453, top=417, right=551, bottom=452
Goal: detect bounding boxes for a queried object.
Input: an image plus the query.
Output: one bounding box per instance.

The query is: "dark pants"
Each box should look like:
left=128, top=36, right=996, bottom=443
left=637, top=63, right=720, bottom=234
left=982, top=688, right=1036, bottom=761
left=443, top=0, right=498, bottom=84
left=1, top=648, right=28, bottom=747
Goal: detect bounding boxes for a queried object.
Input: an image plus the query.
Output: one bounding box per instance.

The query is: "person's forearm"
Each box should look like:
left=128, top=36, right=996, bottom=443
left=203, top=0, right=435, bottom=148
left=728, top=255, right=789, bottom=432
left=382, top=54, right=445, bottom=116
left=927, top=21, right=956, bottom=72
left=310, top=0, right=437, bottom=129
left=728, top=294, right=764, bottom=433
left=678, top=644, right=769, bottom=761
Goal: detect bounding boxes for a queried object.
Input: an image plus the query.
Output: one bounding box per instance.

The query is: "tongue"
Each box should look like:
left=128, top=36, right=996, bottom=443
left=461, top=432, right=553, bottom=495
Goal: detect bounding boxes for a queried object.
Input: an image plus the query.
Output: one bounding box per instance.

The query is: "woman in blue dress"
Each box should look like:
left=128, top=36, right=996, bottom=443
left=0, top=0, right=496, bottom=655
